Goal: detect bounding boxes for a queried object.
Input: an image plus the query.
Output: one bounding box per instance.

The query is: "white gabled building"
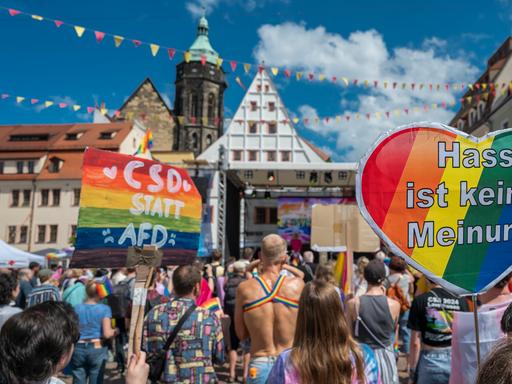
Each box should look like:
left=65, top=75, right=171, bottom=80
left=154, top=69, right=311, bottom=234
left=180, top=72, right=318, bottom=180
left=198, top=69, right=357, bottom=254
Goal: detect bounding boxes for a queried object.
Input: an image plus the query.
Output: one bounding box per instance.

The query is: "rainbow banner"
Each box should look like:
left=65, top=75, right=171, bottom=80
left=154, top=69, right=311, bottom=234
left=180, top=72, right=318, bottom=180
left=72, top=148, right=202, bottom=267
left=358, top=123, right=512, bottom=294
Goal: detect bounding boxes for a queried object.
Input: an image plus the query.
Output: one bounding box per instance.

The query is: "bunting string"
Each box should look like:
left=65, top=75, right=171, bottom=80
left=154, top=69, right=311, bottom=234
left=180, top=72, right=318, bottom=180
left=2, top=5, right=508, bottom=95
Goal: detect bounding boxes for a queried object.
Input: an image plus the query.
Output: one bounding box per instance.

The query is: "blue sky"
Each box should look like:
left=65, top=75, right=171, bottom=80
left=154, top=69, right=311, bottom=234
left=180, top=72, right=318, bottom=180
left=0, top=0, right=510, bottom=161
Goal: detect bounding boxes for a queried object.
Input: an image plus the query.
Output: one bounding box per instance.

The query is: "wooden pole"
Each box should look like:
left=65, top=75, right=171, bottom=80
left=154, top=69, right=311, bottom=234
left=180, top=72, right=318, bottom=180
left=126, top=245, right=162, bottom=358
left=472, top=294, right=481, bottom=368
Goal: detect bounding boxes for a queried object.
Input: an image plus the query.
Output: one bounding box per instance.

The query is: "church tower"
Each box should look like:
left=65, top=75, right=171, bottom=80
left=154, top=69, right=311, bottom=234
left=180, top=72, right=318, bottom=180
left=174, top=16, right=227, bottom=157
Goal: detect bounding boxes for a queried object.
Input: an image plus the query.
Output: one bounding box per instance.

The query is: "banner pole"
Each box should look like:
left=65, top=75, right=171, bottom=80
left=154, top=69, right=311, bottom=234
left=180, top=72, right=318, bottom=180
left=472, top=294, right=481, bottom=368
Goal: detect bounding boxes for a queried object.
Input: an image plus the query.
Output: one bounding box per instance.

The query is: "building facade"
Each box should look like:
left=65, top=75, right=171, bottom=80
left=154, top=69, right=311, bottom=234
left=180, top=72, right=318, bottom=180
left=450, top=37, right=512, bottom=136
left=0, top=122, right=145, bottom=251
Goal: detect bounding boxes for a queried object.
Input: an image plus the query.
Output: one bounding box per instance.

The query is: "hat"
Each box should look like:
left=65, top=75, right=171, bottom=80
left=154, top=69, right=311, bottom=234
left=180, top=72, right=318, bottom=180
left=364, top=260, right=387, bottom=285
left=38, top=269, right=53, bottom=283
left=232, top=261, right=247, bottom=274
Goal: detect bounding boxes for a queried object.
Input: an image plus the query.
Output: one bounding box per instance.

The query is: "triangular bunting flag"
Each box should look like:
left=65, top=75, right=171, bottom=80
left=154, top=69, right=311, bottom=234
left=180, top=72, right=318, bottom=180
left=384, top=81, right=388, bottom=88
left=59, top=103, right=68, bottom=109
left=31, top=15, right=43, bottom=21
left=95, top=31, right=105, bottom=43
left=100, top=108, right=108, bottom=115
left=319, top=74, right=326, bottom=81
left=114, top=35, right=124, bottom=47
left=216, top=57, right=223, bottom=69
left=0, top=94, right=8, bottom=99
left=132, top=40, right=142, bottom=47
left=364, top=80, right=369, bottom=87
left=114, top=110, right=121, bottom=118
left=72, top=105, right=81, bottom=111
left=44, top=101, right=54, bottom=108
left=167, top=48, right=176, bottom=60
left=8, top=9, right=21, bottom=17
left=333, top=77, right=338, bottom=83
left=292, top=117, right=299, bottom=124
left=284, top=69, right=291, bottom=77
left=30, top=99, right=39, bottom=104
left=74, top=26, right=86, bottom=38
left=230, top=61, right=237, bottom=71
left=184, top=51, right=191, bottom=63
left=16, top=97, right=24, bottom=103
left=296, top=72, right=303, bottom=81
left=150, top=44, right=160, bottom=57
left=336, top=116, right=341, bottom=122
left=243, top=63, right=251, bottom=73
left=200, top=55, right=206, bottom=65
left=87, top=106, right=95, bottom=113
left=178, top=116, right=185, bottom=125
left=54, top=20, right=63, bottom=28
left=308, top=73, right=314, bottom=81
left=342, top=77, right=349, bottom=86
left=202, top=117, right=208, bottom=125
left=271, top=67, right=279, bottom=76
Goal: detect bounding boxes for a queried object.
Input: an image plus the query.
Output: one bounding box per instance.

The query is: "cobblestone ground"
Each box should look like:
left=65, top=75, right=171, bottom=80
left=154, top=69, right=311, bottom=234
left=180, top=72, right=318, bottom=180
left=60, top=354, right=410, bottom=383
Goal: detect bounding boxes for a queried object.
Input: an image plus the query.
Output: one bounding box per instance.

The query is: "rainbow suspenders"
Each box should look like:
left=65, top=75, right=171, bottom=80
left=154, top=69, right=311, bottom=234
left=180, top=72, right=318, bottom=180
left=242, top=274, right=299, bottom=312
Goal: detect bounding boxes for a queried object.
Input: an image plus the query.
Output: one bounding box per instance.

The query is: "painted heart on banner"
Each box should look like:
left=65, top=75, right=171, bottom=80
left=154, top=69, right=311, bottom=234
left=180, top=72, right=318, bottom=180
left=357, top=122, right=512, bottom=294
left=103, top=166, right=117, bottom=180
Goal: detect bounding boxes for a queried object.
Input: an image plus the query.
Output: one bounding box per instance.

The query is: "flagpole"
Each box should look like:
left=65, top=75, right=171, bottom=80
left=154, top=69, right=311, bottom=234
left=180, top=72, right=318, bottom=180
left=472, top=294, right=481, bottom=368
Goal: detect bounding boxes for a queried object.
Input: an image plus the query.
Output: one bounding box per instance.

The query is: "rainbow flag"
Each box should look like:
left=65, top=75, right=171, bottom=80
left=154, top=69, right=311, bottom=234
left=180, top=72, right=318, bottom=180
left=96, top=279, right=113, bottom=299
left=200, top=297, right=223, bottom=317
left=72, top=148, right=202, bottom=268
left=334, top=251, right=353, bottom=294
left=134, top=128, right=154, bottom=155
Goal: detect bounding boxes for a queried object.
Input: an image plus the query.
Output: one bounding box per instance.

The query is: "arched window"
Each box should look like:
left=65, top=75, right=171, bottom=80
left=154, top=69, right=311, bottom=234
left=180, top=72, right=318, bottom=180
left=207, top=93, right=215, bottom=119
left=190, top=93, right=199, bottom=118
left=457, top=120, right=465, bottom=131
left=206, top=134, right=213, bottom=146
left=478, top=102, right=486, bottom=119
left=191, top=132, right=198, bottom=149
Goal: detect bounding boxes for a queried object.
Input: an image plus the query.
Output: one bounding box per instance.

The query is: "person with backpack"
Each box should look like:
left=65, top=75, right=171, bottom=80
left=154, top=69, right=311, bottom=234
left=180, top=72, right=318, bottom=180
left=346, top=259, right=401, bottom=384
left=386, top=256, right=413, bottom=358
left=224, top=261, right=250, bottom=382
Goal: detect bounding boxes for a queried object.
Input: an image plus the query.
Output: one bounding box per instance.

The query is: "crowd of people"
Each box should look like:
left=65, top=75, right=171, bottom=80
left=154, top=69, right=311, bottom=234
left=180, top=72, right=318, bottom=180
left=1, top=234, right=512, bottom=383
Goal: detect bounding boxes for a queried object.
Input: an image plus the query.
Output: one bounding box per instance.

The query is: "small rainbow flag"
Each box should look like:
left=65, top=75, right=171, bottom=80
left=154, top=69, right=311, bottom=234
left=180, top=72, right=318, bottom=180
left=134, top=128, right=154, bottom=155
left=200, top=297, right=223, bottom=317
left=96, top=278, right=113, bottom=299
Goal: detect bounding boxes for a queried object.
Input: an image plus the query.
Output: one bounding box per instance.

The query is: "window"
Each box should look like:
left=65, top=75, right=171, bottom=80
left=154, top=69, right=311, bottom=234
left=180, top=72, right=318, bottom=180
left=281, top=151, right=291, bottom=162
left=9, top=134, right=49, bottom=142
left=264, top=84, right=270, bottom=93
left=249, top=121, right=258, bottom=134
left=191, top=93, right=199, bottom=117
left=244, top=170, right=254, bottom=179
left=296, top=171, right=305, bottom=180
left=268, top=102, right=276, bottom=112
left=16, top=161, right=24, bottom=174
left=250, top=101, right=257, bottom=111
left=206, top=134, right=213, bottom=146
left=338, top=171, right=348, bottom=180
left=65, top=132, right=83, bottom=140
left=268, top=122, right=277, bottom=134
left=191, top=132, right=198, bottom=150
left=73, top=189, right=81, bottom=206
left=248, top=151, right=258, bottom=161
left=99, top=131, right=117, bottom=140
left=41, top=189, right=49, bottom=206
left=22, top=190, right=31, bottom=207
left=457, top=120, right=465, bottom=131
left=27, top=160, right=35, bottom=174
left=207, top=93, right=215, bottom=119
left=19, top=226, right=28, bottom=244
left=70, top=225, right=77, bottom=240
left=469, top=109, right=477, bottom=125
left=502, top=120, right=509, bottom=130
left=48, top=158, right=61, bottom=173
left=11, top=190, right=19, bottom=207
left=478, top=102, right=486, bottom=119
left=256, top=85, right=262, bottom=92
left=49, top=225, right=58, bottom=243
left=232, top=150, right=242, bottom=161
left=267, top=151, right=277, bottom=161
left=52, top=189, right=61, bottom=206
left=0, top=161, right=3, bottom=174
left=37, top=225, right=46, bottom=243
left=7, top=226, right=16, bottom=244
left=254, top=207, right=278, bottom=225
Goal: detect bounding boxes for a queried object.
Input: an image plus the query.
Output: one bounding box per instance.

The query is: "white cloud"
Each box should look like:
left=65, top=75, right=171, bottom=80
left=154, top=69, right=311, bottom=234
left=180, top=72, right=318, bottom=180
left=253, top=22, right=479, bottom=161
left=186, top=0, right=288, bottom=17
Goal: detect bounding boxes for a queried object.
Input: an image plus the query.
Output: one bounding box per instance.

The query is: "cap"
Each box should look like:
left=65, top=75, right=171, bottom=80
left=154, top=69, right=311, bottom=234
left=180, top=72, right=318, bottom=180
left=38, top=269, right=53, bottom=282
left=364, top=259, right=387, bottom=285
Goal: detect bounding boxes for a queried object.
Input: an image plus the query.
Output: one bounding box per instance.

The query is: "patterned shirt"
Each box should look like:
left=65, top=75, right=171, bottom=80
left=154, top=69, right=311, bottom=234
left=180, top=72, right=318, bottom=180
left=27, top=284, right=61, bottom=308
left=143, top=297, right=224, bottom=383
left=266, top=343, right=381, bottom=384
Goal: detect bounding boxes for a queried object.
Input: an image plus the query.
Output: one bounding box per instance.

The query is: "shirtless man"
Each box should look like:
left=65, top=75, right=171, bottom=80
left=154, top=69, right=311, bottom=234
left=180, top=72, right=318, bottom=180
left=235, top=234, right=304, bottom=384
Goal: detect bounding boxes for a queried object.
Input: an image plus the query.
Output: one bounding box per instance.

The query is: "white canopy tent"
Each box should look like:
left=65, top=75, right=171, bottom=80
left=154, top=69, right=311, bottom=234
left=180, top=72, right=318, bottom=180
left=0, top=240, right=46, bottom=268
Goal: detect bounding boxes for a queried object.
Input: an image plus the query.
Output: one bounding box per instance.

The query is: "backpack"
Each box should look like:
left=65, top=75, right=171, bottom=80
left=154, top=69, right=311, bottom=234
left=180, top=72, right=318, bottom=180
left=107, top=277, right=134, bottom=318
left=386, top=275, right=410, bottom=314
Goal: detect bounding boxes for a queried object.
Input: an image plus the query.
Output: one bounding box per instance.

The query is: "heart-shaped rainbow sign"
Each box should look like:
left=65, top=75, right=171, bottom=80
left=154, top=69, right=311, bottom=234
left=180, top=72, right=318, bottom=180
left=357, top=122, right=512, bottom=294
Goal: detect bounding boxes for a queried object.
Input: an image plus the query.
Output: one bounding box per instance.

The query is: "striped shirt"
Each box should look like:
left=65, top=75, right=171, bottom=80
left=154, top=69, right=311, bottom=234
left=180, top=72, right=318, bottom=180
left=27, top=284, right=61, bottom=308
